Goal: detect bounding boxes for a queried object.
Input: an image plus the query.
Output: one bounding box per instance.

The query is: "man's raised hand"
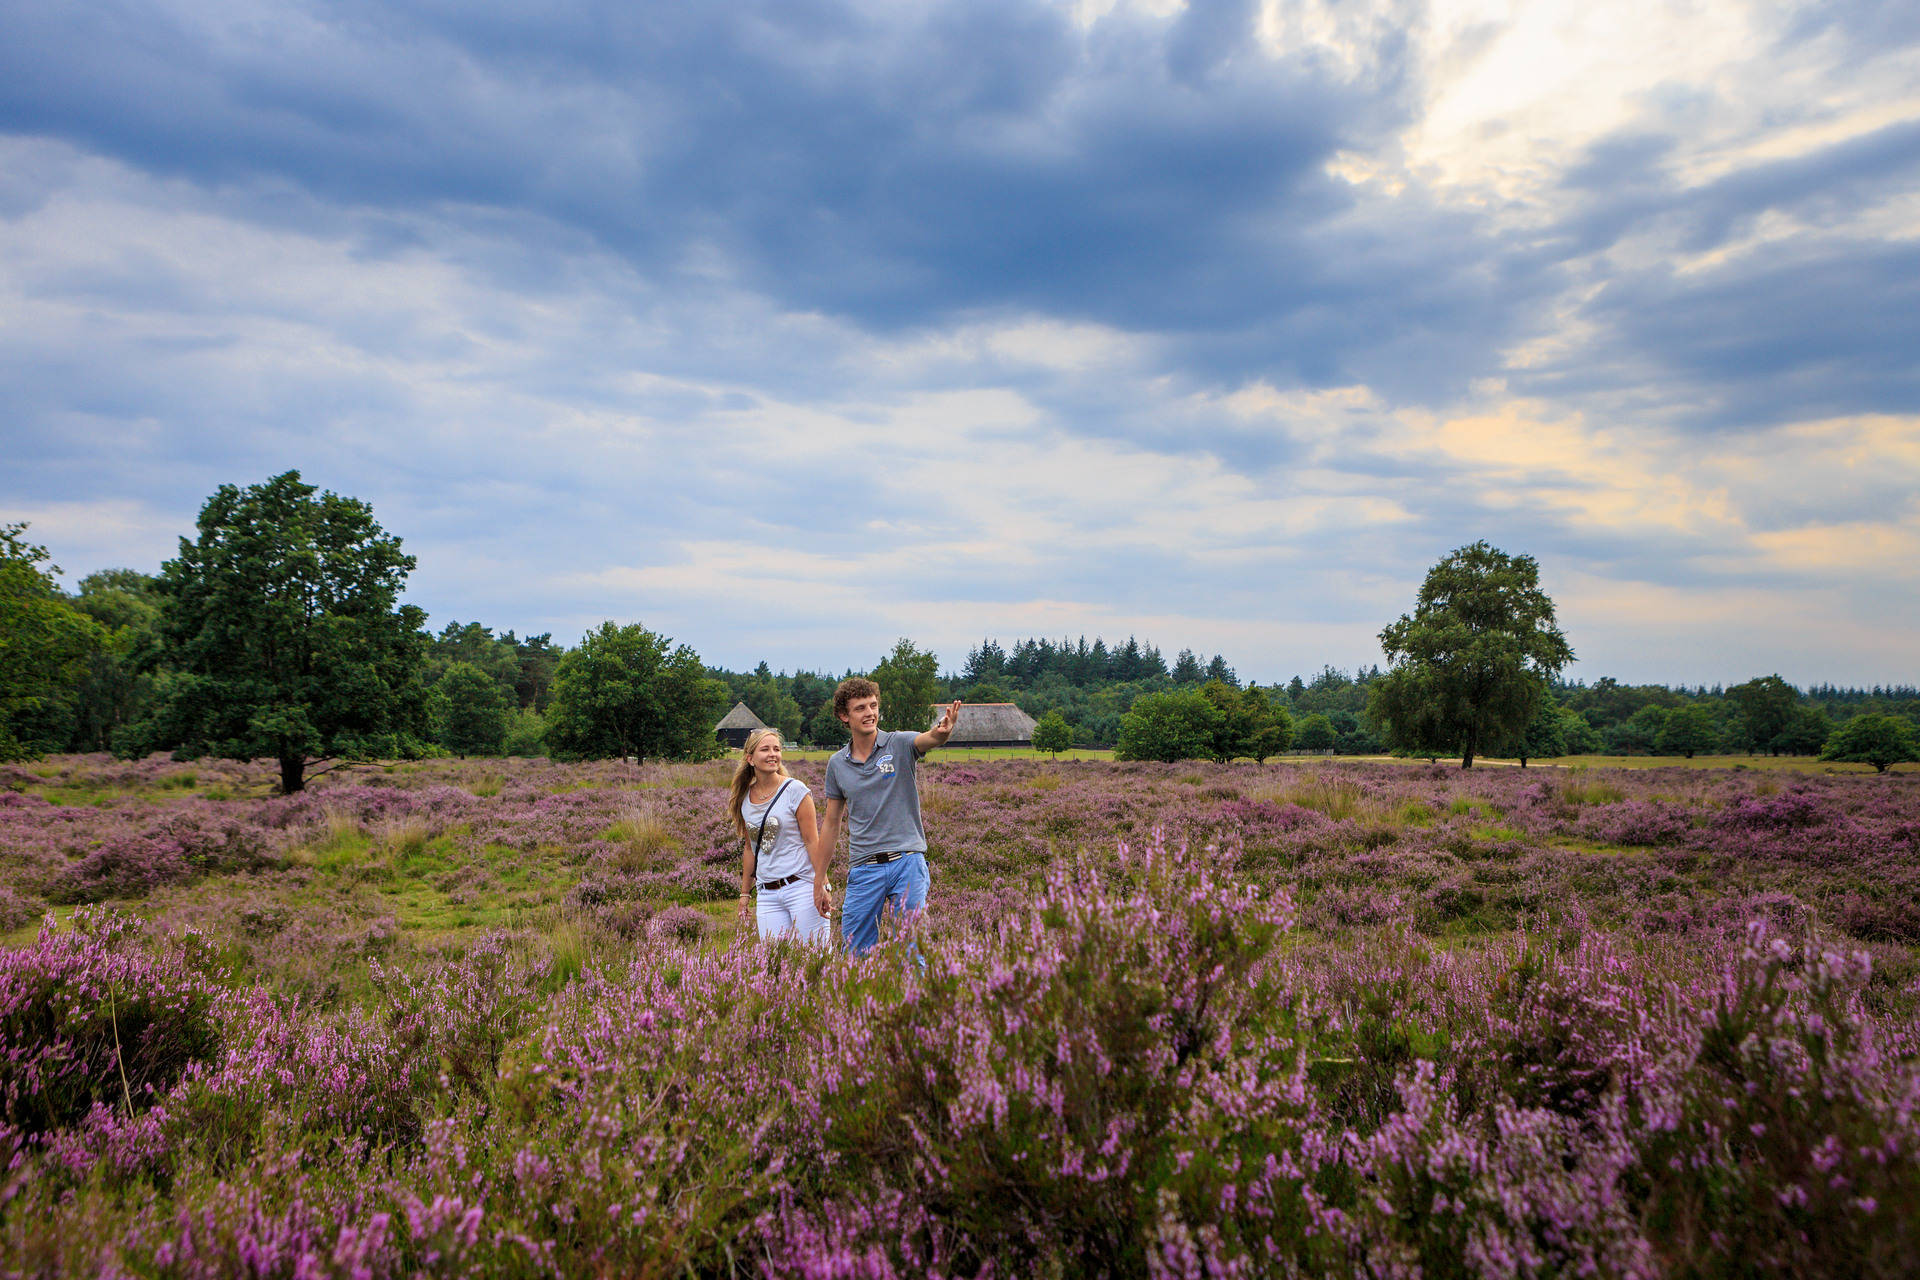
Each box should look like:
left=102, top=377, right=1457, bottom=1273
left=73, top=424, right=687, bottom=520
left=917, top=700, right=962, bottom=753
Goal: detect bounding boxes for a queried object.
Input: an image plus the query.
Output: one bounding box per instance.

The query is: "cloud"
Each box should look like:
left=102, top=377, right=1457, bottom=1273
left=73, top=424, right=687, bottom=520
left=0, top=0, right=1917, bottom=686
left=0, top=0, right=1543, bottom=396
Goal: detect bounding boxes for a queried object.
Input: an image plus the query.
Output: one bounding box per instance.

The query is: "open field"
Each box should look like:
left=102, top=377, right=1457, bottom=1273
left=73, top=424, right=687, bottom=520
left=3, top=752, right=1918, bottom=1274
left=1480, top=753, right=1920, bottom=775
left=788, top=747, right=1917, bottom=774
left=782, top=745, right=1121, bottom=762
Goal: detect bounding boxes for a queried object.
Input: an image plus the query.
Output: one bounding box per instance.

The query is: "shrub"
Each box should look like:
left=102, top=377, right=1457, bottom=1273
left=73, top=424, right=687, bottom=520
left=1114, top=690, right=1222, bottom=763
left=649, top=906, right=713, bottom=943
left=1634, top=931, right=1920, bottom=1275
left=0, top=909, right=221, bottom=1134
left=1821, top=713, right=1920, bottom=773
left=51, top=835, right=191, bottom=902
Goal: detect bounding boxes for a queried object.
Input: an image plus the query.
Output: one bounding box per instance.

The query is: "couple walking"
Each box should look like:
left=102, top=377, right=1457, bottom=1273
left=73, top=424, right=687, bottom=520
left=727, top=677, right=961, bottom=952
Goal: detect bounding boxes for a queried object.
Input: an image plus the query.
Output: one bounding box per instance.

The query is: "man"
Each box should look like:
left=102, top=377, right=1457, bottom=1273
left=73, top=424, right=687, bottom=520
left=818, top=677, right=960, bottom=954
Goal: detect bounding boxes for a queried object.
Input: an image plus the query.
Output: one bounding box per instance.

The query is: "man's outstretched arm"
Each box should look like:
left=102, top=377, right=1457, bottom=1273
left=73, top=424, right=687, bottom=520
left=915, top=700, right=961, bottom=755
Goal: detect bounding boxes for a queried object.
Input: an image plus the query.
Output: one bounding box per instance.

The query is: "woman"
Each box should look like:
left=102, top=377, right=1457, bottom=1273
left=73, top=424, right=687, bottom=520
left=728, top=727, right=832, bottom=944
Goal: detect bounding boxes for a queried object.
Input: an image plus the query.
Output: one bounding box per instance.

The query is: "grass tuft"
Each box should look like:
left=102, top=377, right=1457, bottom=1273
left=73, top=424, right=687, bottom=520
left=1560, top=779, right=1625, bottom=806
left=379, top=815, right=432, bottom=859
left=603, top=809, right=680, bottom=874
left=1253, top=776, right=1365, bottom=821
left=316, top=807, right=361, bottom=853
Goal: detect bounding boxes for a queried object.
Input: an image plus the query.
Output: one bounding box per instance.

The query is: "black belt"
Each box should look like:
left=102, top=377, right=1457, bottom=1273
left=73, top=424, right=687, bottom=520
left=756, top=873, right=809, bottom=892
left=863, top=851, right=909, bottom=865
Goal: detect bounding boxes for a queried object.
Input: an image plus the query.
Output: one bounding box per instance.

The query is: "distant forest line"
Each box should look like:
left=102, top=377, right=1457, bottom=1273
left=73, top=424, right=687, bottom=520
left=12, top=552, right=1913, bottom=761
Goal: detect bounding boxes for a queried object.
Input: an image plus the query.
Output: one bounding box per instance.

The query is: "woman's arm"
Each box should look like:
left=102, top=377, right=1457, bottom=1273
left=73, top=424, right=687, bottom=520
left=739, top=837, right=755, bottom=915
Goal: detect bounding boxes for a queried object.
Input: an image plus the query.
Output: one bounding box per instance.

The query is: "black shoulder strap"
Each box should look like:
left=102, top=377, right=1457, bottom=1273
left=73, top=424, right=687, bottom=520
left=750, top=778, right=795, bottom=885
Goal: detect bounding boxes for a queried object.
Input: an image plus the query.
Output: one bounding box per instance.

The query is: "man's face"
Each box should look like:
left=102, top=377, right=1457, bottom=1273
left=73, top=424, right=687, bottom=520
left=840, top=695, right=880, bottom=734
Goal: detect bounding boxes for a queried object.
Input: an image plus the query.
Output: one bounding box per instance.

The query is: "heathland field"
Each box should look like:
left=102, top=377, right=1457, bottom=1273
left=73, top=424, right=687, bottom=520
left=3, top=753, right=1917, bottom=1275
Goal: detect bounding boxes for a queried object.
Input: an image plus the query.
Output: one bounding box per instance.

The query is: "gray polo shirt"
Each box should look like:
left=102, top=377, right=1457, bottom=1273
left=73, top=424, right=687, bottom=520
left=824, top=729, right=927, bottom=867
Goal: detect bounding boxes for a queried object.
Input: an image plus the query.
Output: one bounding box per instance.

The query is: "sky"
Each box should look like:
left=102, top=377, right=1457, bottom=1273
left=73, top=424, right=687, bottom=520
left=2, top=0, right=1917, bottom=688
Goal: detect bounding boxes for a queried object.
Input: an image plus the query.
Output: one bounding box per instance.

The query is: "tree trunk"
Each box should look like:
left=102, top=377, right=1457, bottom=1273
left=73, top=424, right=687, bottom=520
left=1461, top=751, right=1475, bottom=768
left=279, top=755, right=306, bottom=794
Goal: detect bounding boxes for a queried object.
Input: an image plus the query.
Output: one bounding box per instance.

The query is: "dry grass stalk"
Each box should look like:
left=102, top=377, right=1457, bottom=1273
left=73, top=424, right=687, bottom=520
left=380, top=815, right=432, bottom=858
left=605, top=809, right=680, bottom=874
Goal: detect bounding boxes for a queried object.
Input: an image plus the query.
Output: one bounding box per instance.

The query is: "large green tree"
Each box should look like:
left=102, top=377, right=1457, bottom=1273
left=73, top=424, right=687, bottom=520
left=54, top=570, right=167, bottom=754
left=0, top=525, right=107, bottom=760
left=1296, top=713, right=1336, bottom=753
left=543, top=622, right=727, bottom=763
left=872, top=638, right=940, bottom=733
left=1557, top=705, right=1602, bottom=755
left=431, top=661, right=510, bottom=758
left=1655, top=704, right=1718, bottom=759
left=1368, top=542, right=1573, bottom=769
left=1114, top=689, right=1222, bottom=763
left=1198, top=681, right=1293, bottom=762
left=1728, top=675, right=1798, bottom=755
left=1239, top=686, right=1294, bottom=763
left=122, top=473, right=429, bottom=793
left=1773, top=705, right=1832, bottom=756
left=1820, top=713, right=1920, bottom=774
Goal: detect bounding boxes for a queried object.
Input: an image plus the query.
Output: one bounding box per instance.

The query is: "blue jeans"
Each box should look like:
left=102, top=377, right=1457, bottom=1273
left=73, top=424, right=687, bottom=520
left=841, top=853, right=928, bottom=954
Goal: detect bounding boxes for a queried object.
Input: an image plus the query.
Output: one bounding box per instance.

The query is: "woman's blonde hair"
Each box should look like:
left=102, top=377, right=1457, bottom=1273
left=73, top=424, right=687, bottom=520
left=727, top=727, right=791, bottom=843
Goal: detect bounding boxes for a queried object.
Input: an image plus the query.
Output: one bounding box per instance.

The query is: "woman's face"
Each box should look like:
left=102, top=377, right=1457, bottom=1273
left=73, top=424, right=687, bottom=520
left=750, top=735, right=783, bottom=774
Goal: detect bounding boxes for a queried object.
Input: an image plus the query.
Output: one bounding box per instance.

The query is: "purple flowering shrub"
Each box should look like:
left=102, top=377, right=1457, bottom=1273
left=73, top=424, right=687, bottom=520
left=782, top=838, right=1326, bottom=1273
left=0, top=908, right=220, bottom=1135
left=1631, top=930, right=1919, bottom=1274
left=1, top=755, right=1917, bottom=1272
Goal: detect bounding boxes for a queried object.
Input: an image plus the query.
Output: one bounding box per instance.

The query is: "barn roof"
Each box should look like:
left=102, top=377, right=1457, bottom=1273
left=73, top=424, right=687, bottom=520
left=715, top=701, right=770, bottom=732
left=929, top=702, right=1038, bottom=742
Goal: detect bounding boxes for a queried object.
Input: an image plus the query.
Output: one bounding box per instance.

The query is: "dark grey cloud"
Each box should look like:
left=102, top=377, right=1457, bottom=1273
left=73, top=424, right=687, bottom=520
left=1531, top=235, right=1920, bottom=429
left=0, top=0, right=1539, bottom=399
left=1516, top=106, right=1920, bottom=430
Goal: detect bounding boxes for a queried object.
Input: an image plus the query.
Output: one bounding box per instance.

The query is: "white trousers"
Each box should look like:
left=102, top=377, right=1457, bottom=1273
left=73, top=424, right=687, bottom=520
left=756, top=877, right=831, bottom=946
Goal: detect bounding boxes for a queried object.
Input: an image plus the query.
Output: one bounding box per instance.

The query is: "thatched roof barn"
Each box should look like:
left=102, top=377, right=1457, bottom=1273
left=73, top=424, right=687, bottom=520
left=928, top=702, right=1038, bottom=748
left=715, top=701, right=770, bottom=750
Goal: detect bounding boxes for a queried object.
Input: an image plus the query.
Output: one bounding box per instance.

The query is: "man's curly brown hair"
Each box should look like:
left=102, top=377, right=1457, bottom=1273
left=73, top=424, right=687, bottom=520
left=833, top=677, right=881, bottom=722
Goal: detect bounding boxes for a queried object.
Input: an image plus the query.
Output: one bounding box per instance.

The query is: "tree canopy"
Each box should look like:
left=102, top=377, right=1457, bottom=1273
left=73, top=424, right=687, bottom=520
left=543, top=622, right=727, bottom=763
left=1032, top=711, right=1072, bottom=757
left=873, top=638, right=940, bottom=733
left=1654, top=704, right=1717, bottom=759
left=1296, top=713, right=1336, bottom=753
left=1820, top=713, right=1920, bottom=774
left=120, top=474, right=428, bottom=793
left=1114, top=689, right=1222, bottom=763
left=1729, top=675, right=1798, bottom=754
left=432, top=662, right=510, bottom=758
left=0, top=525, right=107, bottom=760
left=1368, top=542, right=1573, bottom=769
left=1198, top=681, right=1292, bottom=762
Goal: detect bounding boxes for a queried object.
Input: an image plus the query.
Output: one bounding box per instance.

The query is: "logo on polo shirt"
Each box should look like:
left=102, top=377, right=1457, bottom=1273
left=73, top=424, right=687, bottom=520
left=877, top=753, right=895, bottom=776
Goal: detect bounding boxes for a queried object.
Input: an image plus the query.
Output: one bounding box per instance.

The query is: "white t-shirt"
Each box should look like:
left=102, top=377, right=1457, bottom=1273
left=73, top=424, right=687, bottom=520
left=740, top=778, right=812, bottom=884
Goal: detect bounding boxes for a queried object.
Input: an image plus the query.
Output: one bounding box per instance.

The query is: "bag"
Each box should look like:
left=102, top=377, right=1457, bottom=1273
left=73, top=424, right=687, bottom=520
left=749, top=778, right=795, bottom=889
